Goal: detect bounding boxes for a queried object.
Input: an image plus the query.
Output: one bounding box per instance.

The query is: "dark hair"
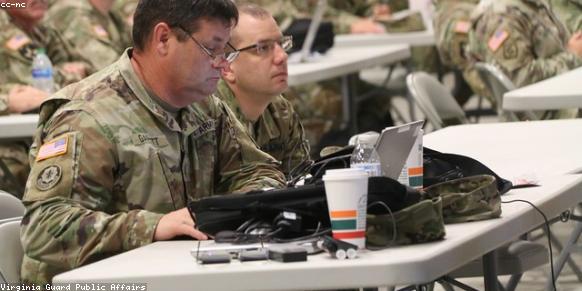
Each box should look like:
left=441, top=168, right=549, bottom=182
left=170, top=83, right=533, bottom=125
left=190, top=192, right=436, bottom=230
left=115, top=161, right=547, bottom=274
left=132, top=0, right=239, bottom=51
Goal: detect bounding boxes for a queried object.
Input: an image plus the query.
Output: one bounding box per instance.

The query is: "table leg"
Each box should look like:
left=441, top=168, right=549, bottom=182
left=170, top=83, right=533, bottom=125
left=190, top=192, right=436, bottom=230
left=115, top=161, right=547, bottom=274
left=482, top=250, right=499, bottom=291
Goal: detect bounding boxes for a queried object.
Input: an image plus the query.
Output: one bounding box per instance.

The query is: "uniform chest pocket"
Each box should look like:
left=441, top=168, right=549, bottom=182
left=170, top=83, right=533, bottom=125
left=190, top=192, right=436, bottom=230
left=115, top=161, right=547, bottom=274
left=531, top=23, right=565, bottom=58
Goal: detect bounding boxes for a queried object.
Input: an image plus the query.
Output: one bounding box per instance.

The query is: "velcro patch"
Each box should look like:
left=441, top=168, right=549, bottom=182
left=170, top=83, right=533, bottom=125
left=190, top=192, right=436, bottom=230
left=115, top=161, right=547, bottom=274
left=36, top=165, right=62, bottom=191
left=5, top=34, right=31, bottom=51
left=488, top=29, right=509, bottom=52
left=454, top=21, right=471, bottom=34
left=93, top=25, right=109, bottom=38
left=36, top=136, right=69, bottom=162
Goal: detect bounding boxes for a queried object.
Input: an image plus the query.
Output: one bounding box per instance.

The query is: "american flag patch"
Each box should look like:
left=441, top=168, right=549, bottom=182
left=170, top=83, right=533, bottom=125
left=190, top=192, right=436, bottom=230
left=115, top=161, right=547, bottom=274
left=488, top=29, right=509, bottom=52
left=93, top=25, right=109, bottom=38
left=36, top=136, right=69, bottom=162
left=5, top=34, right=31, bottom=51
left=454, top=21, right=470, bottom=34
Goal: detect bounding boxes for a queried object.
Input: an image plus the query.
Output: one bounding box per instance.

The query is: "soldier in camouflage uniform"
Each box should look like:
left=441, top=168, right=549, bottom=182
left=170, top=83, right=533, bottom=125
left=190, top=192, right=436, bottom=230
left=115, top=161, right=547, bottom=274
left=20, top=0, right=285, bottom=284
left=216, top=4, right=310, bottom=178
left=433, top=0, right=492, bottom=106
left=0, top=0, right=93, bottom=198
left=467, top=0, right=582, bottom=88
left=46, top=0, right=133, bottom=70
left=467, top=0, right=582, bottom=119
left=549, top=0, right=582, bottom=34
left=113, top=0, right=138, bottom=27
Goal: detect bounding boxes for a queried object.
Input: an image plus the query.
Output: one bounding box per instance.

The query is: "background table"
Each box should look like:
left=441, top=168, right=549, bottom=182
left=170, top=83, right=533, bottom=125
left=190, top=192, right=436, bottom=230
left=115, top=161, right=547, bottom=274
left=0, top=114, right=38, bottom=140
left=503, top=67, right=582, bottom=112
left=288, top=44, right=411, bottom=133
left=334, top=31, right=435, bottom=48
left=424, top=119, right=582, bottom=179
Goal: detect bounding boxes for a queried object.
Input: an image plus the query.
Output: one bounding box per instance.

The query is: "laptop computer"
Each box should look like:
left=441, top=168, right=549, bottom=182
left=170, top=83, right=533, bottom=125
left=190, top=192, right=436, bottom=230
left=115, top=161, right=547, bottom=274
left=374, top=120, right=424, bottom=179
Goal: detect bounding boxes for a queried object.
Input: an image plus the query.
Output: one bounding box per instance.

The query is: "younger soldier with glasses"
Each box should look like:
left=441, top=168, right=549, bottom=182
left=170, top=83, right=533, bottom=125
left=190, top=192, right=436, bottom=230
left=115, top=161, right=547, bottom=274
left=216, top=2, right=311, bottom=178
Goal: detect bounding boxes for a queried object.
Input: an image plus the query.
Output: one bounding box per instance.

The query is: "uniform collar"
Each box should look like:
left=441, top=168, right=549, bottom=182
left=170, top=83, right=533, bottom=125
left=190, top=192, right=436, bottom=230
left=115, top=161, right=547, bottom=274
left=118, top=49, right=199, bottom=135
left=215, top=79, right=281, bottom=141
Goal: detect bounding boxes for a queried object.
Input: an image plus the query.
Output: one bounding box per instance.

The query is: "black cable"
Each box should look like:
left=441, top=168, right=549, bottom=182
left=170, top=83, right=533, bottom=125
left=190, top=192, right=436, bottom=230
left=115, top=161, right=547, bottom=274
left=501, top=199, right=557, bottom=291
left=367, top=201, right=397, bottom=244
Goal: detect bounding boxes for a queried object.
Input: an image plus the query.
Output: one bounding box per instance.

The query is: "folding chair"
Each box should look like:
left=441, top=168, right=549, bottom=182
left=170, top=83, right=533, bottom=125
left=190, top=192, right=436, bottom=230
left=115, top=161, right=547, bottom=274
left=0, top=220, right=23, bottom=283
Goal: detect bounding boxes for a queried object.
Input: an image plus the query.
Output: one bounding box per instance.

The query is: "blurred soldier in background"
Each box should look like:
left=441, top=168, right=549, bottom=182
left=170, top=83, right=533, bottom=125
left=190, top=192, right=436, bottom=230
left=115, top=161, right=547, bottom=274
left=47, top=0, right=132, bottom=70
left=549, top=0, right=582, bottom=34
left=433, top=0, right=491, bottom=107
left=468, top=0, right=582, bottom=118
left=0, top=0, right=92, bottom=197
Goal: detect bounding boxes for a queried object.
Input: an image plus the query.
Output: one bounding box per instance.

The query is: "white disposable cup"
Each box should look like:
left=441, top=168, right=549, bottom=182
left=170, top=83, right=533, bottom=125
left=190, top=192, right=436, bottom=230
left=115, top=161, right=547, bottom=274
left=322, top=168, right=369, bottom=249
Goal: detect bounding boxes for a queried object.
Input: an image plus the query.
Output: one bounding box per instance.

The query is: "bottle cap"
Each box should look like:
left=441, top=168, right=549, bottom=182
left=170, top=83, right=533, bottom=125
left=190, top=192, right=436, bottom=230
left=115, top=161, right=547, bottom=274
left=357, top=134, right=378, bottom=146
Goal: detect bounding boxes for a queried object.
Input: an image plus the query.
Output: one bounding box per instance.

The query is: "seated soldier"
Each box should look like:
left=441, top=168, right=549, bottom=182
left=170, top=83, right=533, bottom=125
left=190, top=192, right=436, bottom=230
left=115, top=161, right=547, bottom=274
left=0, top=0, right=92, bottom=197
left=47, top=0, right=133, bottom=70
left=549, top=0, right=582, bottom=34
left=113, top=0, right=139, bottom=27
left=467, top=0, right=582, bottom=119
left=20, top=0, right=285, bottom=285
left=215, top=3, right=311, bottom=178
left=433, top=0, right=492, bottom=107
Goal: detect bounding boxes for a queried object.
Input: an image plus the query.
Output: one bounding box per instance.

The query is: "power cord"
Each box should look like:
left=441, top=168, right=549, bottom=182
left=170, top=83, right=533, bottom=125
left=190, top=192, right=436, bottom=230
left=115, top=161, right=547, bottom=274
left=367, top=201, right=397, bottom=245
left=501, top=199, right=557, bottom=291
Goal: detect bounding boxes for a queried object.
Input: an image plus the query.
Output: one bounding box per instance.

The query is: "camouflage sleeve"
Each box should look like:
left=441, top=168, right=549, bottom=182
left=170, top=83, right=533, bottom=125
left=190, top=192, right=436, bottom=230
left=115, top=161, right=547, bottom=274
left=47, top=8, right=121, bottom=70
left=324, top=6, right=363, bottom=34
left=21, top=108, right=163, bottom=272
left=280, top=102, right=311, bottom=177
left=45, top=25, right=97, bottom=85
left=473, top=13, right=582, bottom=87
left=213, top=100, right=286, bottom=194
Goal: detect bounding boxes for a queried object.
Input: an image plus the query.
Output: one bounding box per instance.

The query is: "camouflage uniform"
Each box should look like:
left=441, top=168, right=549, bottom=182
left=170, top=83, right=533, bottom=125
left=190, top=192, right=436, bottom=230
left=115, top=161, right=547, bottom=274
left=113, top=0, right=139, bottom=27
left=0, top=11, right=92, bottom=198
left=468, top=0, right=582, bottom=119
left=20, top=50, right=286, bottom=285
left=467, top=0, right=582, bottom=88
left=46, top=0, right=132, bottom=70
left=214, top=80, right=311, bottom=177
left=433, top=0, right=493, bottom=105
left=549, top=0, right=582, bottom=34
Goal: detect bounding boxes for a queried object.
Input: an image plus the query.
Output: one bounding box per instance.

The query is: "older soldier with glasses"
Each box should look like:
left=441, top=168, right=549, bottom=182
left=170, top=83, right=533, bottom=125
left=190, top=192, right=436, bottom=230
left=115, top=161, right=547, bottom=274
left=215, top=3, right=311, bottom=178
left=20, top=0, right=285, bottom=285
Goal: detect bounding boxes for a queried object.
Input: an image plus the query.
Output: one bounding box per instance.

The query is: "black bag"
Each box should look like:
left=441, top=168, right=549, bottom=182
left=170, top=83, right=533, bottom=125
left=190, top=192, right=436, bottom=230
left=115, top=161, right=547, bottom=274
left=423, top=147, right=512, bottom=194
left=283, top=18, right=334, bottom=54
left=189, top=177, right=419, bottom=237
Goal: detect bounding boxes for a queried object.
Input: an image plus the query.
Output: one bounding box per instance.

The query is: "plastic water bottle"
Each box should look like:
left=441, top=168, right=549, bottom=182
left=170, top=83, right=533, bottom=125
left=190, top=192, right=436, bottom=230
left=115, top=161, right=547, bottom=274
left=350, top=134, right=382, bottom=176
left=31, top=48, right=54, bottom=93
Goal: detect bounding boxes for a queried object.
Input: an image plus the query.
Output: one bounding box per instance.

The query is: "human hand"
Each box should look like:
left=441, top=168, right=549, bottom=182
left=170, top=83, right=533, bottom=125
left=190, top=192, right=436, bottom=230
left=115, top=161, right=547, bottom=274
left=350, top=19, right=386, bottom=34
left=567, top=32, right=582, bottom=57
left=154, top=208, right=209, bottom=241
left=7, top=85, right=49, bottom=113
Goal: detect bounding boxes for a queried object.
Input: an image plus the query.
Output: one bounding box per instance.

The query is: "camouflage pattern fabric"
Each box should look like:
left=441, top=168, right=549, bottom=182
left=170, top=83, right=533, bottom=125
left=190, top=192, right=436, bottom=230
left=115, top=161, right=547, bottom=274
left=367, top=197, right=446, bottom=248
left=46, top=0, right=133, bottom=70
left=0, top=11, right=93, bottom=197
left=549, top=0, right=582, bottom=34
left=434, top=0, right=493, bottom=105
left=215, top=80, right=311, bottom=177
left=113, top=0, right=139, bottom=27
left=20, top=50, right=286, bottom=285
left=423, top=175, right=501, bottom=224
left=467, top=0, right=582, bottom=88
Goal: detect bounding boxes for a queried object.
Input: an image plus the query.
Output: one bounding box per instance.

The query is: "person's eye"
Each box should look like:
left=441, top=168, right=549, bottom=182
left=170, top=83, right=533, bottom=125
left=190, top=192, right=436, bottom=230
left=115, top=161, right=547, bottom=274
left=256, top=43, right=270, bottom=54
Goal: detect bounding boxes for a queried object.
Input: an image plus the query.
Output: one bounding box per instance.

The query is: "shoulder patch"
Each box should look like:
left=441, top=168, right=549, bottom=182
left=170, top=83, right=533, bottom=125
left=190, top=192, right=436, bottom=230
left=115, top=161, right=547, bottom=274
left=5, top=34, right=31, bottom=51
left=488, top=29, right=509, bottom=52
left=36, top=136, right=69, bottom=162
left=454, top=21, right=471, bottom=34
left=92, top=25, right=109, bottom=38
left=36, top=165, right=62, bottom=191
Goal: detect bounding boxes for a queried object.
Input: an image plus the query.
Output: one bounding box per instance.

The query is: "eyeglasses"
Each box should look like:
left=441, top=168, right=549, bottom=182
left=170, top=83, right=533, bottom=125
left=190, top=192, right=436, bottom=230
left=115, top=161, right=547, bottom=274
left=235, top=36, right=293, bottom=56
left=176, top=25, right=239, bottom=65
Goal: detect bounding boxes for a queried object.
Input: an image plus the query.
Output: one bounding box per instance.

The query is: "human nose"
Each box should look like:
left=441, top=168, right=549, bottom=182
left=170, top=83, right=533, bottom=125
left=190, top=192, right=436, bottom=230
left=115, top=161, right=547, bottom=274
left=272, top=43, right=288, bottom=64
